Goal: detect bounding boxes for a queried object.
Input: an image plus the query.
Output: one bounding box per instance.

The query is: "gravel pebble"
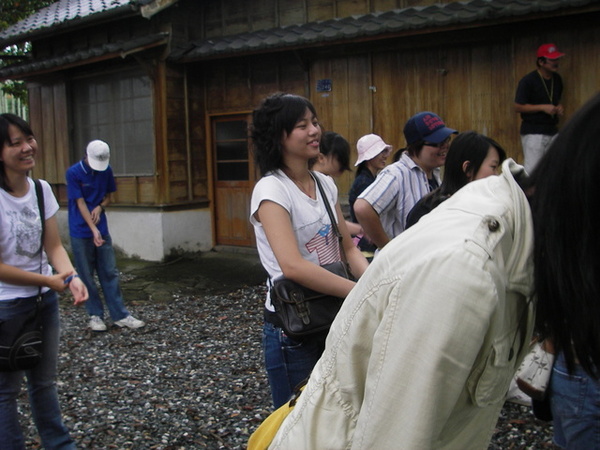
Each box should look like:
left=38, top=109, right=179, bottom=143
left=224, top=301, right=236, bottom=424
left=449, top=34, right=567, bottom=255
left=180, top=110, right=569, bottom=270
left=17, top=281, right=556, bottom=449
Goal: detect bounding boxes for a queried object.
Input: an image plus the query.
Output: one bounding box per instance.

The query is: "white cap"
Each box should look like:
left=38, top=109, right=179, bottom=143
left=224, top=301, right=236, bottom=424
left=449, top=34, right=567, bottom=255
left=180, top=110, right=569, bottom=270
left=355, top=134, right=392, bottom=166
left=86, top=140, right=110, bottom=171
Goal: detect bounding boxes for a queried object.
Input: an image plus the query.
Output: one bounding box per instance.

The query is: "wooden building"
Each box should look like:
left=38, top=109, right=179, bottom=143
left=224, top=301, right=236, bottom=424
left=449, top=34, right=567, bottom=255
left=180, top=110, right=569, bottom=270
left=1, top=0, right=599, bottom=260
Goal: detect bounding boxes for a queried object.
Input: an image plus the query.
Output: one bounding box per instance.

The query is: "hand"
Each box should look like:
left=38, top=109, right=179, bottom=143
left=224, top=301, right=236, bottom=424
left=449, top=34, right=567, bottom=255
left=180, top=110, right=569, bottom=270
left=68, top=276, right=88, bottom=306
left=92, top=228, right=105, bottom=248
left=47, top=273, right=71, bottom=293
left=556, top=104, right=564, bottom=116
left=541, top=104, right=559, bottom=116
left=90, top=206, right=102, bottom=224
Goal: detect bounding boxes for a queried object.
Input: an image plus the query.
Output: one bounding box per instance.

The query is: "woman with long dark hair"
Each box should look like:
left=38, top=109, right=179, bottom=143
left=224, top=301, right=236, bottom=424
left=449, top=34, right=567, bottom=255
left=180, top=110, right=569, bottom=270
left=528, top=93, right=600, bottom=449
left=406, top=131, right=506, bottom=228
left=0, top=113, right=88, bottom=449
left=250, top=93, right=368, bottom=408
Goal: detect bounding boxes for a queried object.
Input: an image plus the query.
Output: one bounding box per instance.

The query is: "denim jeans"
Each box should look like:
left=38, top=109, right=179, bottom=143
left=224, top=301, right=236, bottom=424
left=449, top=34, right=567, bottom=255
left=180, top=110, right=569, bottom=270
left=0, top=291, right=75, bottom=450
left=262, top=321, right=326, bottom=408
left=551, top=352, right=600, bottom=449
left=71, top=235, right=129, bottom=321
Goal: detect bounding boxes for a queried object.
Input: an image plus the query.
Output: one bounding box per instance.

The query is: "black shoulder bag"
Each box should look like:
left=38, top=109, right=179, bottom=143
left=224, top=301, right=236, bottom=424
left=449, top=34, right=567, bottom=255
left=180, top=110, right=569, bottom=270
left=270, top=173, right=351, bottom=341
left=0, top=179, right=45, bottom=371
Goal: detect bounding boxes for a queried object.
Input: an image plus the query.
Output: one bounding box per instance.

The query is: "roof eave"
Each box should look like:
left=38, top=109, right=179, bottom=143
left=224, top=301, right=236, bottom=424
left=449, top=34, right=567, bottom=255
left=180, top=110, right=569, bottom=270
left=171, top=1, right=600, bottom=63
left=0, top=3, right=140, bottom=48
left=0, top=32, right=169, bottom=82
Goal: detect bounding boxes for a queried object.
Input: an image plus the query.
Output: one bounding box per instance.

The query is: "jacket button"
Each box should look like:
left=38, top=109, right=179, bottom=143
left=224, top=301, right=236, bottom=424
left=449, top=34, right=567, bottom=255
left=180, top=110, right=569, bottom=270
left=488, top=219, right=500, bottom=231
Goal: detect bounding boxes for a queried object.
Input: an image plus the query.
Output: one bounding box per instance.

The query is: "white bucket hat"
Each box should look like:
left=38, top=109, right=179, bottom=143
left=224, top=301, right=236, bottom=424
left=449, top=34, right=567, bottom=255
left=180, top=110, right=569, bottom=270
left=355, top=134, right=392, bottom=166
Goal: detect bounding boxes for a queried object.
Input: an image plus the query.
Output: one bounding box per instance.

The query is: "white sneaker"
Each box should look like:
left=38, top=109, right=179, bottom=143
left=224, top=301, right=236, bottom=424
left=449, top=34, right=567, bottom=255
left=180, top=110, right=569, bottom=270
left=89, top=315, right=107, bottom=332
left=114, top=315, right=145, bottom=329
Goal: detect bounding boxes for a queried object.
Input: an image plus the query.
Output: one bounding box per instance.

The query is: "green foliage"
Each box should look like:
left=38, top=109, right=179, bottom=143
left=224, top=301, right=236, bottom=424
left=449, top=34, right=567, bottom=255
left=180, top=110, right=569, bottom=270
left=2, top=79, right=26, bottom=98
left=0, top=1, right=57, bottom=103
left=0, top=0, right=57, bottom=31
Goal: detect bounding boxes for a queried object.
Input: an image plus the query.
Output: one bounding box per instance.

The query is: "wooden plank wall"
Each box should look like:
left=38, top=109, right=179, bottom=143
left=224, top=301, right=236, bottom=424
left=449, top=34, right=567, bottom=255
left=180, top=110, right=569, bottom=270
left=28, top=81, right=69, bottom=202
left=369, top=41, right=518, bottom=161
left=310, top=55, right=372, bottom=199
left=187, top=69, right=209, bottom=200
left=202, top=54, right=307, bottom=115
left=165, top=65, right=192, bottom=203
left=301, top=16, right=600, bottom=198
left=199, top=0, right=454, bottom=37
left=23, top=0, right=600, bottom=211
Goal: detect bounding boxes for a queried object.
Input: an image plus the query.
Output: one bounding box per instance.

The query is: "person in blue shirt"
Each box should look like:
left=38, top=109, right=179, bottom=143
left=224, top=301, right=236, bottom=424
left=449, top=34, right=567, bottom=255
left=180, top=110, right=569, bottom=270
left=66, top=140, right=144, bottom=331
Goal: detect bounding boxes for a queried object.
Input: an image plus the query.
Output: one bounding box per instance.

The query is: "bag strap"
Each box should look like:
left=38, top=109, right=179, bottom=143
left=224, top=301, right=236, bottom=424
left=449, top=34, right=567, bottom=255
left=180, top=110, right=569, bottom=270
left=311, top=173, right=348, bottom=264
left=33, top=179, right=45, bottom=300
left=33, top=179, right=45, bottom=249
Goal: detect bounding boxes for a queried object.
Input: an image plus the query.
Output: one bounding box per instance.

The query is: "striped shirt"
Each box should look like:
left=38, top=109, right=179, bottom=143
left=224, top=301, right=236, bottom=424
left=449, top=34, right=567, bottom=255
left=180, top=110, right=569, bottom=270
left=358, top=152, right=440, bottom=239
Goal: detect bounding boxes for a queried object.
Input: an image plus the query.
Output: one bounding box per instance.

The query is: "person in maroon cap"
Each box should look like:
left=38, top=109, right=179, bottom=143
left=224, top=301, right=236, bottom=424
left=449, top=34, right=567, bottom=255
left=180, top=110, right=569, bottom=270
left=514, top=43, right=565, bottom=173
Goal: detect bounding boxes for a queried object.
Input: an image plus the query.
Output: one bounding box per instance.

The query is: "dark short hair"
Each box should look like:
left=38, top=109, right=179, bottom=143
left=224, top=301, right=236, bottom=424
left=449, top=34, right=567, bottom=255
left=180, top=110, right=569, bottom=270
left=251, top=93, right=318, bottom=176
left=0, top=113, right=35, bottom=192
left=405, top=141, right=425, bottom=158
left=536, top=57, right=547, bottom=68
left=317, top=131, right=351, bottom=172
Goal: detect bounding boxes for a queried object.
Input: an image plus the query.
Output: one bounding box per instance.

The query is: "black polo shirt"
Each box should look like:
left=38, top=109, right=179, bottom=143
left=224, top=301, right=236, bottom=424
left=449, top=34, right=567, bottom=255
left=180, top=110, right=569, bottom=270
left=515, top=70, right=563, bottom=136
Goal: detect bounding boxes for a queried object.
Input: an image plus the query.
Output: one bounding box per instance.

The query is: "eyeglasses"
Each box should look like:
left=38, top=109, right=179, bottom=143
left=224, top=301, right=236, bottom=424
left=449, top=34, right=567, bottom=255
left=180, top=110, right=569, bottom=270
left=423, top=137, right=450, bottom=148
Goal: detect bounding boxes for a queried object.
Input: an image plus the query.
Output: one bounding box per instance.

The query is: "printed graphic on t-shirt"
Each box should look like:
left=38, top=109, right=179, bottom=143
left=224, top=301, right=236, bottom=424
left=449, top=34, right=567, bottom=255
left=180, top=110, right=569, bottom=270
left=7, top=206, right=41, bottom=258
left=305, top=224, right=339, bottom=265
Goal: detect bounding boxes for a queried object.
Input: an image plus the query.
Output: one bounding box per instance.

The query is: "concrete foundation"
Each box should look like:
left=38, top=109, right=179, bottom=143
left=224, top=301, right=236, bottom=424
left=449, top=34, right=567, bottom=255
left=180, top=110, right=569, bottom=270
left=56, top=208, right=214, bottom=261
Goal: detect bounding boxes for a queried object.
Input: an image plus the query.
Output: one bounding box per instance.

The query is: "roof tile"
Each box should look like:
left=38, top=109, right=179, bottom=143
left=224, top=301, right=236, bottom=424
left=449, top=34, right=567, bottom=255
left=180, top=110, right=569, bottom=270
left=0, top=0, right=136, bottom=44
left=1, top=0, right=597, bottom=76
left=0, top=32, right=167, bottom=78
left=170, top=0, right=597, bottom=62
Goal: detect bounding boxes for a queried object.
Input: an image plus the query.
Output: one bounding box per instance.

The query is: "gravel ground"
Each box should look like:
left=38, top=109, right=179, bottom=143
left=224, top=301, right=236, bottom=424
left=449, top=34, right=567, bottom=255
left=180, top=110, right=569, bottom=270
left=17, top=275, right=557, bottom=449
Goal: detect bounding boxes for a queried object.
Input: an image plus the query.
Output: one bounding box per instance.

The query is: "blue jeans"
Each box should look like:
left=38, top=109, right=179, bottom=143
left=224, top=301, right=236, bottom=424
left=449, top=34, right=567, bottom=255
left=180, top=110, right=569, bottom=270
left=551, top=352, right=600, bottom=449
left=71, top=235, right=129, bottom=321
left=0, top=291, right=75, bottom=450
left=262, top=321, right=326, bottom=408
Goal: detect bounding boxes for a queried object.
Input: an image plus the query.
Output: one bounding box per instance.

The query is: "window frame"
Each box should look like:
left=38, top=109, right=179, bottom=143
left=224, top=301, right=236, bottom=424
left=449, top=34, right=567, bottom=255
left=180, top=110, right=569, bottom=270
left=70, top=67, right=155, bottom=177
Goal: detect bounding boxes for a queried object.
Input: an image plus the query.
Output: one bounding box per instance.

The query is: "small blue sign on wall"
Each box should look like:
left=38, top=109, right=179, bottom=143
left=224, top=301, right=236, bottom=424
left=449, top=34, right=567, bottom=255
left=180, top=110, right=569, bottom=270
left=316, top=79, right=332, bottom=92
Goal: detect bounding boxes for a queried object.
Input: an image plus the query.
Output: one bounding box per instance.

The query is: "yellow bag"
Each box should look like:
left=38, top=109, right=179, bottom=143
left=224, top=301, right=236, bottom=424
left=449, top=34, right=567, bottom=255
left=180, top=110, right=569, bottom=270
left=247, top=386, right=305, bottom=450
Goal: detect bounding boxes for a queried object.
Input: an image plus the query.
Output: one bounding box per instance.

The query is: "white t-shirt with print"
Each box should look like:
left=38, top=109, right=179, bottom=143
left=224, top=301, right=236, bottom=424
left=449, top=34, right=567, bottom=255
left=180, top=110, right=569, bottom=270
left=0, top=178, right=58, bottom=300
left=250, top=170, right=341, bottom=311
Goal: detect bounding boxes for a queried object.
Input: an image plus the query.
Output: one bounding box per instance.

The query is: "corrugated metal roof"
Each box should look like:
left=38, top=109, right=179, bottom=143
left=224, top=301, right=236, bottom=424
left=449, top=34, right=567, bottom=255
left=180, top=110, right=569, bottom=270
left=0, top=0, right=143, bottom=46
left=170, top=0, right=598, bottom=62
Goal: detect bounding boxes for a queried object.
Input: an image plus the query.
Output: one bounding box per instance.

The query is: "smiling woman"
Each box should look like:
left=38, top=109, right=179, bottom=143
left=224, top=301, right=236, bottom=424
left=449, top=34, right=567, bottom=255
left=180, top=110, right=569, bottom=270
left=0, top=113, right=88, bottom=449
left=249, top=93, right=369, bottom=408
left=0, top=124, right=37, bottom=190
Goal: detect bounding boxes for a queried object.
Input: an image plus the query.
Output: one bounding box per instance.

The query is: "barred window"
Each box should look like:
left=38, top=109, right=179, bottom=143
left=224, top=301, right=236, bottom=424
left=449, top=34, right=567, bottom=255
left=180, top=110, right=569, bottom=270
left=72, top=69, right=154, bottom=176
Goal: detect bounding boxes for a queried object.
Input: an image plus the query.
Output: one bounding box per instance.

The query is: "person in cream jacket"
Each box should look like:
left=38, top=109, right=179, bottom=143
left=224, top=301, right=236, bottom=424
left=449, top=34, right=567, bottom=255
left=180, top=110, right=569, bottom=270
left=270, top=159, right=535, bottom=450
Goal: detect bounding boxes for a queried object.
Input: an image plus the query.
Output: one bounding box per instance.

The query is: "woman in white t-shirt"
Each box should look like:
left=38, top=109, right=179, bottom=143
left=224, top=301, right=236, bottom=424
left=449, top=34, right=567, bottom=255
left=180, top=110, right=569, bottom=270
left=250, top=93, right=368, bottom=408
left=0, top=114, right=88, bottom=449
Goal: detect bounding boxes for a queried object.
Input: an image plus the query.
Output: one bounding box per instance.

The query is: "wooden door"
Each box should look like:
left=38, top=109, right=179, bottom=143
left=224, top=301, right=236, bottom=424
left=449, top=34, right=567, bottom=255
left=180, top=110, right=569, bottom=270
left=212, top=115, right=256, bottom=246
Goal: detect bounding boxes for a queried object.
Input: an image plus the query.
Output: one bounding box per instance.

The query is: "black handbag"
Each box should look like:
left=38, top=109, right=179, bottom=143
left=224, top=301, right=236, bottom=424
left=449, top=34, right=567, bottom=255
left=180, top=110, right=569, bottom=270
left=270, top=174, right=350, bottom=340
left=0, top=179, right=45, bottom=372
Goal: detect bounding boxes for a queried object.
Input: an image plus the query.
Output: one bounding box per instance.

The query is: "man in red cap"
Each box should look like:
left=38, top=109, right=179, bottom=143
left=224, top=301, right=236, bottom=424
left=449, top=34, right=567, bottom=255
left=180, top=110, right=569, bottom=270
left=514, top=43, right=565, bottom=173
